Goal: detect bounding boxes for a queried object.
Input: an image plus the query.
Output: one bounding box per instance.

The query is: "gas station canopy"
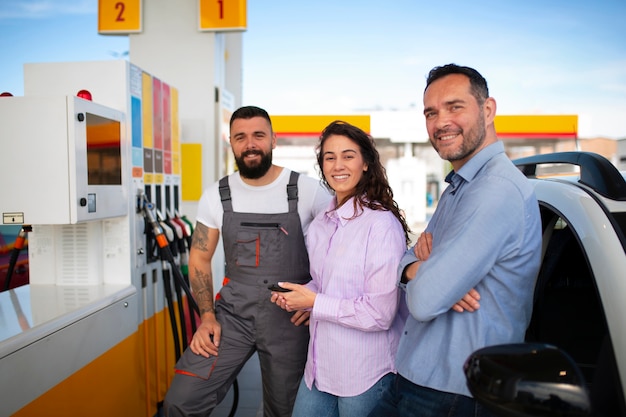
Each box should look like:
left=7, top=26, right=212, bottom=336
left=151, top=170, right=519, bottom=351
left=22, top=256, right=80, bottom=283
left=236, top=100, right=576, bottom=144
left=271, top=113, right=577, bottom=144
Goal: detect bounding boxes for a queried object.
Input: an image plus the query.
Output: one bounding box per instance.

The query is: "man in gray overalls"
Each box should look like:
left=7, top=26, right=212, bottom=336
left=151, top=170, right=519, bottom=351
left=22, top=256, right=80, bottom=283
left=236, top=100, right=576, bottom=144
left=164, top=106, right=331, bottom=417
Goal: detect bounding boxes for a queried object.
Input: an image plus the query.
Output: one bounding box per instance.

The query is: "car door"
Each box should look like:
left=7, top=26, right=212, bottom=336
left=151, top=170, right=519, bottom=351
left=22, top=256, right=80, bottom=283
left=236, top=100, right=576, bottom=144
left=526, top=179, right=626, bottom=416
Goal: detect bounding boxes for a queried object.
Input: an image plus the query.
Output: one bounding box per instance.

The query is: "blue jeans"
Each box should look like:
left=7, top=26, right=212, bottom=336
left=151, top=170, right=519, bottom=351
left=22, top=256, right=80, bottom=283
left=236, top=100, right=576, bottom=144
left=291, top=373, right=394, bottom=417
left=367, top=374, right=496, bottom=417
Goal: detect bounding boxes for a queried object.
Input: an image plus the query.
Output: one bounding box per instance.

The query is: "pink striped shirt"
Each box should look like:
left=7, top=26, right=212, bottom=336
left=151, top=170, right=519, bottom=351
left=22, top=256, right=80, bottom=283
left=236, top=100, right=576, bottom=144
left=303, top=197, right=407, bottom=396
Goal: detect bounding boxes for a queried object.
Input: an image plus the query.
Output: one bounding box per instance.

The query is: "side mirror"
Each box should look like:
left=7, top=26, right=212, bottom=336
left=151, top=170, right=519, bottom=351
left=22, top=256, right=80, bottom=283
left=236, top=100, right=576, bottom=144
left=464, top=343, right=591, bottom=417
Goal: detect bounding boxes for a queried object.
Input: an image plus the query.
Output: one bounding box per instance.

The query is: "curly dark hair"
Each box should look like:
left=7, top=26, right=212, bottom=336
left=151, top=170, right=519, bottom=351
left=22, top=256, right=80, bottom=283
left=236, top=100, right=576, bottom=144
left=316, top=121, right=411, bottom=245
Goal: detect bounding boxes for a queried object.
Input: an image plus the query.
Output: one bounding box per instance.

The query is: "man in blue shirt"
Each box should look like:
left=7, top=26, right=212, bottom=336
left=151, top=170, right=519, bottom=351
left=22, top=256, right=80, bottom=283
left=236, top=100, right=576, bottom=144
left=368, top=64, right=542, bottom=417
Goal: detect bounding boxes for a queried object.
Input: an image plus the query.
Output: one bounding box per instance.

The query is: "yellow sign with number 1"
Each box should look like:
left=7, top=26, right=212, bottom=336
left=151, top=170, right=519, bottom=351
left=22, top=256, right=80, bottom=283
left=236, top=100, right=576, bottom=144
left=199, top=0, right=247, bottom=32
left=98, top=0, right=142, bottom=34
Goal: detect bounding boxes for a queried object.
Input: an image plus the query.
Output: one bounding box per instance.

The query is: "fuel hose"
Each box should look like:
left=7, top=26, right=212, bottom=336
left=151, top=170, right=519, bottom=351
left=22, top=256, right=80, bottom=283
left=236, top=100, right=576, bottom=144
left=142, top=197, right=238, bottom=416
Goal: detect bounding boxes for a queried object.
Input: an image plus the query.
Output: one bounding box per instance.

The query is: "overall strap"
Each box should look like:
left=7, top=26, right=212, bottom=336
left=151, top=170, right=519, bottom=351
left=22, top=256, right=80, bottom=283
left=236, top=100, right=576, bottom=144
left=218, top=176, right=233, bottom=212
left=220, top=172, right=299, bottom=213
left=287, top=171, right=299, bottom=213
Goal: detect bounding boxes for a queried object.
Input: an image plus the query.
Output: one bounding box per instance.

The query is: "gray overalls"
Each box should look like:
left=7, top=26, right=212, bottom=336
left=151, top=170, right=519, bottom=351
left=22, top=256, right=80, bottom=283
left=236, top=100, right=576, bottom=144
left=165, top=171, right=311, bottom=417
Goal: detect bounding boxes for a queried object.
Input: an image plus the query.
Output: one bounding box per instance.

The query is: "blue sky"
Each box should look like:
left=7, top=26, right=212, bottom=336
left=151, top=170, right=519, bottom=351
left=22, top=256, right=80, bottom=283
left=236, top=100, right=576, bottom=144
left=1, top=0, right=625, bottom=138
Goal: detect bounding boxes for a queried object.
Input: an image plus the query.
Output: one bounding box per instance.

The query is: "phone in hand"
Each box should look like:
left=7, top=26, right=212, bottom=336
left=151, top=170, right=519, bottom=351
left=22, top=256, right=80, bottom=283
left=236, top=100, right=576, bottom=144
left=267, top=284, right=292, bottom=292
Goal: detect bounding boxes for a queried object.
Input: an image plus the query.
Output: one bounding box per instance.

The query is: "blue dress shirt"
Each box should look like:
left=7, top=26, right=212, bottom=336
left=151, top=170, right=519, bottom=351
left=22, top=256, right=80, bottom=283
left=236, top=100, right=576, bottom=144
left=396, top=141, right=542, bottom=397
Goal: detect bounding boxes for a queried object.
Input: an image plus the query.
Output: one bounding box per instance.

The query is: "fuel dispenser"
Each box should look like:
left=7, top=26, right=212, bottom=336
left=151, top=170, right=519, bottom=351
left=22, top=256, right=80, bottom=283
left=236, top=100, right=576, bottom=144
left=0, top=61, right=197, bottom=416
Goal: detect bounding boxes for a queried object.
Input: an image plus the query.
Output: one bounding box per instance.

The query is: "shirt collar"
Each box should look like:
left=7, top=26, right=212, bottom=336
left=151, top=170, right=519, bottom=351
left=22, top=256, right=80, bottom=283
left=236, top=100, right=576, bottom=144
left=445, top=141, right=505, bottom=185
left=325, top=196, right=364, bottom=226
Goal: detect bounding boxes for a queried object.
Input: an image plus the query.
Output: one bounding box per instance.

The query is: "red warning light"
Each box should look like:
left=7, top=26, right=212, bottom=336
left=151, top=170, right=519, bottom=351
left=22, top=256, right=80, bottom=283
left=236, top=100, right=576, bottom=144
left=77, top=90, right=93, bottom=101
left=0, top=92, right=13, bottom=97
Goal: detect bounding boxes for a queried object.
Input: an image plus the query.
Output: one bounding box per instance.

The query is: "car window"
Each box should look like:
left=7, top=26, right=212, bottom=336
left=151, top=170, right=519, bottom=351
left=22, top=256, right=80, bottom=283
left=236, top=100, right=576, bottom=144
left=613, top=211, right=626, bottom=253
left=527, top=208, right=606, bottom=381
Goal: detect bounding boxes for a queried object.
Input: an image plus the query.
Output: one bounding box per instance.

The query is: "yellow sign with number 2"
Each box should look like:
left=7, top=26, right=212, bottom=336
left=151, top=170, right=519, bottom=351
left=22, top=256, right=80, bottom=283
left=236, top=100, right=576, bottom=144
left=98, top=0, right=142, bottom=34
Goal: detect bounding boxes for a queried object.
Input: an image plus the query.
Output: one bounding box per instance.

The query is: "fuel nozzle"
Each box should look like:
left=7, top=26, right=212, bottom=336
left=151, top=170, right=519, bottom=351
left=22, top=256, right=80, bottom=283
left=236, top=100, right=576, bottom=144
left=141, top=195, right=169, bottom=250
left=3, top=225, right=32, bottom=291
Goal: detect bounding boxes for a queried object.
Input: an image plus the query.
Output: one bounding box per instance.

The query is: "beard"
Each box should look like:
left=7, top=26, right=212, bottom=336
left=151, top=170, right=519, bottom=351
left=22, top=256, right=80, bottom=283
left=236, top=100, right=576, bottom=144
left=235, top=149, right=273, bottom=179
left=430, top=110, right=486, bottom=163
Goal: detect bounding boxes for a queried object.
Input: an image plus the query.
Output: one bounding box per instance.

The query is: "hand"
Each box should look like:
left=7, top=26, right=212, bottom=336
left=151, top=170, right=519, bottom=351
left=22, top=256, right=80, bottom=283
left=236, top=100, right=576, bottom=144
left=270, top=282, right=316, bottom=312
left=402, top=261, right=421, bottom=283
left=291, top=310, right=310, bottom=326
left=404, top=232, right=432, bottom=283
left=414, top=231, right=433, bottom=261
left=189, top=314, right=221, bottom=358
left=451, top=288, right=481, bottom=313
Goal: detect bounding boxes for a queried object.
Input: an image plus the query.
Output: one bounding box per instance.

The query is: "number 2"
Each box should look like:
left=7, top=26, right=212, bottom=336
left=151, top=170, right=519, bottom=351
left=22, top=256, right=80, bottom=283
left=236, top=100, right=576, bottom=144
left=115, top=2, right=125, bottom=22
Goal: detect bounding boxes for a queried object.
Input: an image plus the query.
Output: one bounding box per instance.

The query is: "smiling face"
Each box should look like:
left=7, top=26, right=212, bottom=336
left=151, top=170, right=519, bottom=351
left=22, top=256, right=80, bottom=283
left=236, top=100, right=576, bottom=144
left=321, top=134, right=368, bottom=204
left=423, top=73, right=496, bottom=171
left=230, top=116, right=276, bottom=179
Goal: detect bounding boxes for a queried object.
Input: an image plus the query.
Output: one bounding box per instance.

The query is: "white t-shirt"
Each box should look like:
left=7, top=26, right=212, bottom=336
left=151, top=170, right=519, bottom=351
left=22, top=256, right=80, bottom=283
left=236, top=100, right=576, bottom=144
left=196, top=167, right=331, bottom=235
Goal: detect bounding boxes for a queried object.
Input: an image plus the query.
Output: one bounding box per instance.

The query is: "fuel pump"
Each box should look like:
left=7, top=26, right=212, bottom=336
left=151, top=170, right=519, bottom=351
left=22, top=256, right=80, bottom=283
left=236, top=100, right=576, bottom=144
left=0, top=61, right=239, bottom=417
left=0, top=92, right=142, bottom=416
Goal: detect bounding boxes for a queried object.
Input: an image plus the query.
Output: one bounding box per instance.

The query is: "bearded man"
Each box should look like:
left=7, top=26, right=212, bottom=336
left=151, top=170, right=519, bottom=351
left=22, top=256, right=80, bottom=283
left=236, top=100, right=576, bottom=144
left=164, top=106, right=331, bottom=417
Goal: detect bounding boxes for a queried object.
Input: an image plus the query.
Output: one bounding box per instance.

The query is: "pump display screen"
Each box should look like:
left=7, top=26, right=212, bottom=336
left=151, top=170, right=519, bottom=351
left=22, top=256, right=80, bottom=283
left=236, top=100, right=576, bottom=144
left=86, top=113, right=122, bottom=185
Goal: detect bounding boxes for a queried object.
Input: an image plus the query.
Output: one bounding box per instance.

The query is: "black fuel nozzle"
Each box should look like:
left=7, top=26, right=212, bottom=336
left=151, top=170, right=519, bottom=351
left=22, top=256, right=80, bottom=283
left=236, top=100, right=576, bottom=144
left=3, top=225, right=31, bottom=291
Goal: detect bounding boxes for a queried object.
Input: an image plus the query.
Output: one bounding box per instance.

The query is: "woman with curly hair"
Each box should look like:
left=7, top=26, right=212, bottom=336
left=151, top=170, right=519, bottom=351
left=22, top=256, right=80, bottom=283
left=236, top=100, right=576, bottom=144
left=270, top=120, right=410, bottom=417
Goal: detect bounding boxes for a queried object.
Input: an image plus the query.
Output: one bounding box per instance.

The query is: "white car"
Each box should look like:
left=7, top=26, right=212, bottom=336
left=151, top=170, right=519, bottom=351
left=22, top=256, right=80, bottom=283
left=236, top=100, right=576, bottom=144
left=464, top=152, right=626, bottom=417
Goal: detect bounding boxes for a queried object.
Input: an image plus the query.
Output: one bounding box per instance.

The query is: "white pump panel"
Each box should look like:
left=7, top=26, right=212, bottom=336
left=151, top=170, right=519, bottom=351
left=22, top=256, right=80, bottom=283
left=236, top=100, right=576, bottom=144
left=0, top=95, right=127, bottom=225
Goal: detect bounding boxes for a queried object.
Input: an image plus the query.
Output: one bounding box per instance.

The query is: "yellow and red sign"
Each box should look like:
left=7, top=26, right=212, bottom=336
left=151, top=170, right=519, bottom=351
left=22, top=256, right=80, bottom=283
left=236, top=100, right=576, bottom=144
left=495, top=115, right=578, bottom=139
left=272, top=115, right=371, bottom=137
